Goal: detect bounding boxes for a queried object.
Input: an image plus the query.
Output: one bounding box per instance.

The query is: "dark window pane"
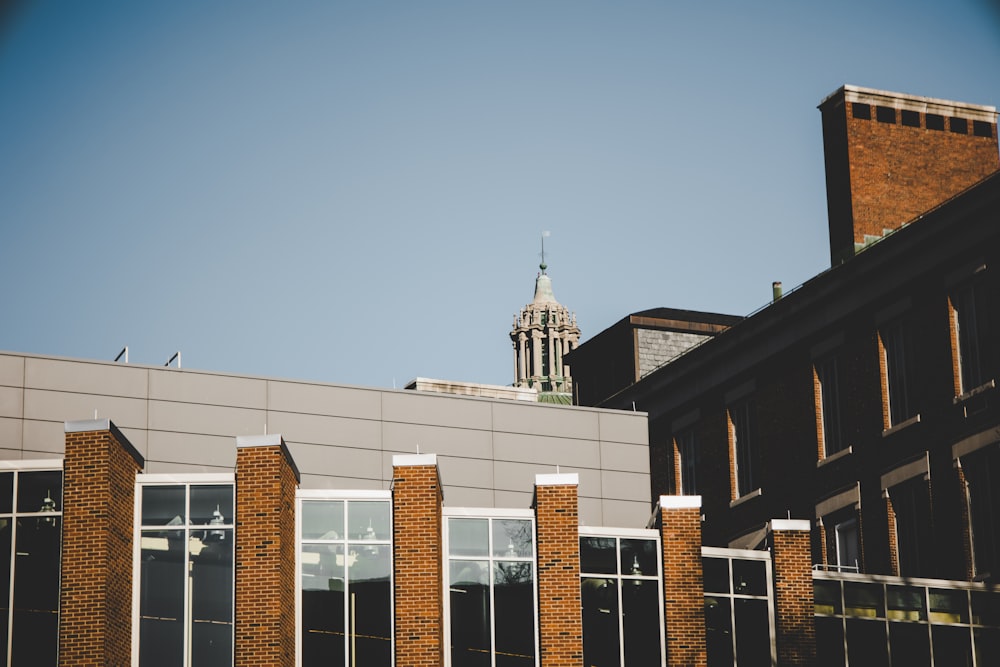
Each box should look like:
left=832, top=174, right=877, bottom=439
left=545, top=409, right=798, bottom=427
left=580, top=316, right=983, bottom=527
left=620, top=538, right=657, bottom=578
left=350, top=551, right=392, bottom=667
left=191, top=533, right=233, bottom=667
left=965, top=446, right=1000, bottom=577
left=450, top=561, right=490, bottom=667
left=703, top=557, right=730, bottom=594
left=732, top=559, right=767, bottom=597
left=893, top=479, right=933, bottom=578
left=852, top=103, right=871, bottom=120
left=845, top=582, right=883, bottom=618
left=580, top=536, right=617, bottom=574
left=348, top=501, right=390, bottom=542
left=731, top=398, right=757, bottom=495
left=735, top=598, right=771, bottom=667
left=886, top=585, right=925, bottom=621
left=449, top=518, right=489, bottom=558
left=302, top=500, right=344, bottom=540
left=622, top=579, right=662, bottom=665
left=492, top=519, right=532, bottom=559
left=705, top=596, right=733, bottom=667
left=846, top=619, right=888, bottom=666
left=142, top=486, right=186, bottom=526
left=973, top=120, right=993, bottom=138
left=817, top=355, right=845, bottom=456
left=0, top=472, right=13, bottom=513
left=933, top=625, right=973, bottom=667
left=16, top=470, right=62, bottom=515
left=974, top=628, right=1000, bottom=667
left=815, top=580, right=842, bottom=615
left=582, top=578, right=619, bottom=667
left=815, top=617, right=845, bottom=667
left=10, top=517, right=60, bottom=667
left=950, top=117, right=969, bottom=134
left=926, top=114, right=945, bottom=130
left=494, top=562, right=535, bottom=667
left=876, top=106, right=896, bottom=123
left=972, top=590, right=1000, bottom=626
left=190, top=485, right=233, bottom=526
left=901, top=109, right=920, bottom=127
left=929, top=588, right=969, bottom=624
left=302, top=544, right=346, bottom=667
left=888, top=621, right=930, bottom=666
left=0, top=520, right=10, bottom=661
left=139, top=530, right=186, bottom=667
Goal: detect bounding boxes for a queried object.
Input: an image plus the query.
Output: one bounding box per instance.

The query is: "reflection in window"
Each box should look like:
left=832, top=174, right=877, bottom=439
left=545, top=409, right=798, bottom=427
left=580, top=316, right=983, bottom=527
left=447, top=515, right=536, bottom=666
left=299, top=497, right=392, bottom=667
left=137, top=480, right=234, bottom=667
left=702, top=552, right=774, bottom=667
left=579, top=533, right=663, bottom=666
left=0, top=467, right=62, bottom=667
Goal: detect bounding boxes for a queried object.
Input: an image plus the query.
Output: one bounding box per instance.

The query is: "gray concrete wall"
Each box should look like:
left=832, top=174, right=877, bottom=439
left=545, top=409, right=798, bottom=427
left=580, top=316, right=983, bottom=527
left=636, top=329, right=709, bottom=379
left=0, top=352, right=651, bottom=527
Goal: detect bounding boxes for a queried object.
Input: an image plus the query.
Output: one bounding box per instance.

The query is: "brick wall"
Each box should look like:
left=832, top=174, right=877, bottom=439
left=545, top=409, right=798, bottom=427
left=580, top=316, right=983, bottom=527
left=59, top=419, right=144, bottom=667
left=533, top=474, right=584, bottom=667
left=392, top=454, right=444, bottom=667
left=658, top=496, right=707, bottom=667
left=234, top=434, right=300, bottom=667
left=769, top=520, right=815, bottom=665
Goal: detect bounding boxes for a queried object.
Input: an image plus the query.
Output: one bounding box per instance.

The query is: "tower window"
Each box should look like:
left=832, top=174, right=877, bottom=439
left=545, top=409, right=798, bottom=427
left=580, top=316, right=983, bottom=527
left=973, top=120, right=993, bottom=138
left=876, top=106, right=896, bottom=124
left=901, top=110, right=920, bottom=127
left=950, top=117, right=969, bottom=134
left=852, top=103, right=871, bottom=120
left=926, top=114, right=945, bottom=131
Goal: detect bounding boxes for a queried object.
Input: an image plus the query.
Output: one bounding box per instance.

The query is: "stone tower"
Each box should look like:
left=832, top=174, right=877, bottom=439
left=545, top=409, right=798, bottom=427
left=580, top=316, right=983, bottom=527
left=511, top=256, right=580, bottom=396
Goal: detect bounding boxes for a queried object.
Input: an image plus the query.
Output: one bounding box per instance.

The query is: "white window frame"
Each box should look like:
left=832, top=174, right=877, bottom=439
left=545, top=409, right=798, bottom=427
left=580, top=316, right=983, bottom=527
left=442, top=507, right=538, bottom=667
left=131, top=473, right=236, bottom=667
left=701, top=546, right=777, bottom=667
left=295, top=489, right=393, bottom=667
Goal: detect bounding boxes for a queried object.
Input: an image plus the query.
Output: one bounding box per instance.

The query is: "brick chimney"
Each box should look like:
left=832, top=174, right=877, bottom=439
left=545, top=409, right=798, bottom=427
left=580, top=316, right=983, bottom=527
left=819, top=85, right=998, bottom=265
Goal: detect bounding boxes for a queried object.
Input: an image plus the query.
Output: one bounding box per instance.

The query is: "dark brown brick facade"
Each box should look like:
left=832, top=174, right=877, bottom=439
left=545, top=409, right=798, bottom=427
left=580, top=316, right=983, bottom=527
left=59, top=420, right=144, bottom=667
left=658, top=497, right=707, bottom=667
left=234, top=435, right=300, bottom=667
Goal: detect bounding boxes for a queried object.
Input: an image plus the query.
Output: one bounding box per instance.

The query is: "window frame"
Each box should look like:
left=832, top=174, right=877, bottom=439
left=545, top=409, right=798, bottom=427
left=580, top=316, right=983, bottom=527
left=676, top=429, right=698, bottom=496
left=879, top=319, right=918, bottom=428
left=815, top=353, right=846, bottom=458
left=951, top=279, right=991, bottom=398
left=729, top=398, right=758, bottom=500
left=702, top=546, right=777, bottom=667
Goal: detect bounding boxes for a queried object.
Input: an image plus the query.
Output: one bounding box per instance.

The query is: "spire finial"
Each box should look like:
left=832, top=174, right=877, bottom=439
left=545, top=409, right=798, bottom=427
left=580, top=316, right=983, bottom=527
left=540, top=231, right=550, bottom=273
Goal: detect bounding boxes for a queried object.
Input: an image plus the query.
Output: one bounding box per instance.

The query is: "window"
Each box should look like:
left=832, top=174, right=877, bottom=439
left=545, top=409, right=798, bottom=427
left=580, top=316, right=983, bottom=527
left=963, top=446, right=1000, bottom=579
left=135, top=476, right=235, bottom=667
left=973, top=120, right=993, bottom=138
left=881, top=320, right=918, bottom=427
left=952, top=280, right=990, bottom=395
left=851, top=103, right=871, bottom=120
left=676, top=429, right=698, bottom=495
left=446, top=512, right=536, bottom=666
left=834, top=518, right=860, bottom=573
left=815, top=354, right=846, bottom=456
left=298, top=493, right=392, bottom=667
left=0, top=464, right=62, bottom=667
left=890, top=477, right=933, bottom=578
left=729, top=398, right=758, bottom=498
left=950, top=117, right=969, bottom=134
left=702, top=549, right=775, bottom=667
left=875, top=105, right=896, bottom=124
left=579, top=531, right=664, bottom=666
left=901, top=109, right=920, bottom=127
left=926, top=113, right=945, bottom=130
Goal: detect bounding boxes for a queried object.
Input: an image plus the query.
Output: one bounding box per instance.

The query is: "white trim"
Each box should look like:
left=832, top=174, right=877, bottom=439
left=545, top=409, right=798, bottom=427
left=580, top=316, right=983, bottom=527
left=881, top=413, right=921, bottom=437
left=702, top=545, right=772, bottom=560
left=297, top=488, right=390, bottom=500
left=812, top=568, right=996, bottom=591
left=392, top=453, right=437, bottom=467
left=0, top=459, right=63, bottom=470
left=235, top=433, right=283, bottom=448
left=815, top=483, right=861, bottom=519
left=443, top=506, right=533, bottom=518
left=769, top=519, right=811, bottom=532
left=579, top=526, right=659, bottom=539
left=136, top=472, right=235, bottom=484
left=65, top=418, right=111, bottom=433
left=952, top=427, right=1000, bottom=460
left=729, top=487, right=762, bottom=508
left=881, top=453, right=930, bottom=491
left=817, top=445, right=853, bottom=468
left=534, top=473, right=578, bottom=486
left=658, top=494, right=701, bottom=509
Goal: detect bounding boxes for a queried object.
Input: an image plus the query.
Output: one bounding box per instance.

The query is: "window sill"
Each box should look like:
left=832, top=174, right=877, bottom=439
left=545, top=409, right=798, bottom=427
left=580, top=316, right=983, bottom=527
left=729, top=488, right=762, bottom=508
left=817, top=446, right=853, bottom=468
left=882, top=414, right=920, bottom=438
left=953, top=379, right=995, bottom=405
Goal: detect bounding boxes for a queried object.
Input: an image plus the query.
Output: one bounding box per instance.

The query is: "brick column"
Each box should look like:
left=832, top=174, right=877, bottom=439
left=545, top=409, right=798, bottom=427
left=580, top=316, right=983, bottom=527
left=768, top=519, right=816, bottom=666
left=59, top=418, right=144, bottom=667
left=657, top=495, right=707, bottom=667
left=392, top=454, right=444, bottom=667
left=234, top=434, right=300, bottom=667
left=533, top=473, right=583, bottom=667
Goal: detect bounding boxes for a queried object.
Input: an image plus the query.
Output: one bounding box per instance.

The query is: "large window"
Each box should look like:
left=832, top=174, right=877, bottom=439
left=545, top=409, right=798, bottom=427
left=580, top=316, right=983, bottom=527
left=880, top=321, right=918, bottom=426
left=963, top=445, right=1000, bottom=579
left=676, top=429, right=698, bottom=495
left=702, top=548, right=775, bottom=667
left=135, top=475, right=235, bottom=667
left=446, top=510, right=537, bottom=667
left=815, top=354, right=846, bottom=456
left=729, top=399, right=758, bottom=498
left=298, top=492, right=392, bottom=667
left=890, top=477, right=933, bottom=579
left=0, top=463, right=62, bottom=667
left=579, top=530, right=665, bottom=666
left=952, top=280, right=991, bottom=395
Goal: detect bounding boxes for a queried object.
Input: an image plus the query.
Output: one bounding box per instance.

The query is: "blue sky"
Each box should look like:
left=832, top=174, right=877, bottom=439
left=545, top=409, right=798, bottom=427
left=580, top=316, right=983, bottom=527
left=2, top=1, right=998, bottom=388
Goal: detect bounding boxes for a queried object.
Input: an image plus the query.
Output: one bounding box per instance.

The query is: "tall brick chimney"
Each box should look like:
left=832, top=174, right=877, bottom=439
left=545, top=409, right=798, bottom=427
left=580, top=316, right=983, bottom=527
left=819, top=85, right=998, bottom=265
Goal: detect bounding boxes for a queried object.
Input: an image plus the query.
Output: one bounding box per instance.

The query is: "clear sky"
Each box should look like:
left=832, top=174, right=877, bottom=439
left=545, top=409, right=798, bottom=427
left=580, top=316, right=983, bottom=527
left=2, top=1, right=999, bottom=388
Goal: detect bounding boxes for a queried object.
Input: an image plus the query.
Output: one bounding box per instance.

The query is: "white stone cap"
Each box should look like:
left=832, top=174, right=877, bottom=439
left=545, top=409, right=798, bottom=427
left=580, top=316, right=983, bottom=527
left=769, top=519, right=811, bottom=532
left=820, top=84, right=997, bottom=121
left=236, top=433, right=284, bottom=448
left=535, top=473, right=578, bottom=486
left=659, top=495, right=702, bottom=509
left=392, top=453, right=438, bottom=467
left=65, top=418, right=112, bottom=433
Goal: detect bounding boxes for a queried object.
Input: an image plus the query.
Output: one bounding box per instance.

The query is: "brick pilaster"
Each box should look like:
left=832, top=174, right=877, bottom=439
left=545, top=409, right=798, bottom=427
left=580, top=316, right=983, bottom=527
left=768, top=519, right=816, bottom=666
left=234, top=434, right=300, bottom=667
left=392, top=454, right=444, bottom=667
left=59, top=419, right=144, bottom=667
left=657, top=495, right=707, bottom=667
left=533, top=473, right=583, bottom=667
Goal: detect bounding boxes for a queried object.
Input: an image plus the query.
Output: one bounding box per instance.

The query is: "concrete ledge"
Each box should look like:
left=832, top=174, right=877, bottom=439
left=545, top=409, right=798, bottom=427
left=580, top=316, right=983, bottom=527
left=535, top=473, right=579, bottom=486
left=64, top=419, right=144, bottom=469
left=392, top=453, right=438, bottom=467
left=769, top=519, right=811, bottom=532
left=236, top=433, right=300, bottom=483
left=659, top=495, right=702, bottom=509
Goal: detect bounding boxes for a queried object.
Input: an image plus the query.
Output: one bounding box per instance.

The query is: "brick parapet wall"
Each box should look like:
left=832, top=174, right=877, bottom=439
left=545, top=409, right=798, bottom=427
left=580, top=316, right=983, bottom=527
left=234, top=436, right=299, bottom=667
left=769, top=521, right=816, bottom=666
left=59, top=420, right=144, bottom=667
left=534, top=478, right=583, bottom=667
left=658, top=497, right=707, bottom=667
left=392, top=458, right=444, bottom=667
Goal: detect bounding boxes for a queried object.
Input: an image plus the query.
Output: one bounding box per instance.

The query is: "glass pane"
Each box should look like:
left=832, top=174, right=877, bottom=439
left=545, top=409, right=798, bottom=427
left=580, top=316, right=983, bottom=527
left=302, top=500, right=344, bottom=541
left=620, top=538, right=657, bottom=578
left=734, top=598, right=771, bottom=667
left=16, top=470, right=62, bottom=515
left=929, top=588, right=969, bottom=624
left=190, top=485, right=233, bottom=526
left=142, top=486, right=186, bottom=526
left=139, top=530, right=186, bottom=667
left=191, top=531, right=233, bottom=667
left=888, top=622, right=929, bottom=666
left=622, top=579, right=662, bottom=665
left=0, top=518, right=10, bottom=662
left=844, top=581, right=883, bottom=618
left=972, top=590, right=1000, bottom=626
left=10, top=516, right=60, bottom=667
left=582, top=578, right=619, bottom=667
left=814, top=580, right=842, bottom=615
left=494, top=562, right=535, bottom=667
left=492, top=519, right=532, bottom=558
left=302, top=544, right=346, bottom=666
left=974, top=628, right=1000, bottom=667
left=815, top=617, right=845, bottom=667
left=887, top=585, right=925, bottom=621
left=0, top=472, right=13, bottom=513
left=702, top=557, right=730, bottom=594
left=349, top=547, right=392, bottom=667
left=732, top=559, right=767, bottom=597
left=348, top=501, right=390, bottom=542
left=449, top=518, right=489, bottom=558
left=932, top=625, right=972, bottom=667
left=580, top=536, right=617, bottom=574
left=450, top=561, right=490, bottom=667
left=704, top=596, right=733, bottom=666
left=845, top=619, right=888, bottom=666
